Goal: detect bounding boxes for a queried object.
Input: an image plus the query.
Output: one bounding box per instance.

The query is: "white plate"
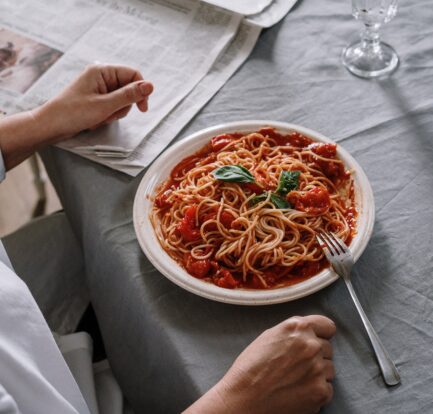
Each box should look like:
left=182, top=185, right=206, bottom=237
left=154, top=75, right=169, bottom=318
left=133, top=121, right=375, bottom=305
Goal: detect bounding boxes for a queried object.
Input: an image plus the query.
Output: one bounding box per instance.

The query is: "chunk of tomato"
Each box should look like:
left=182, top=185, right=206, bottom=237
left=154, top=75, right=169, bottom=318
left=184, top=205, right=197, bottom=222
left=309, top=143, right=337, bottom=158
left=286, top=131, right=313, bottom=148
left=216, top=268, right=239, bottom=289
left=309, top=143, right=345, bottom=178
left=292, top=187, right=331, bottom=215
left=201, top=210, right=235, bottom=230
left=260, top=128, right=312, bottom=147
left=318, top=160, right=345, bottom=179
left=176, top=206, right=201, bottom=242
left=185, top=254, right=211, bottom=278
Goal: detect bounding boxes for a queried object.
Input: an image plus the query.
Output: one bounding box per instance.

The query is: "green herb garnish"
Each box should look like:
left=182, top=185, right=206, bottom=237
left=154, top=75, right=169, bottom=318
left=250, top=192, right=291, bottom=209
left=276, top=170, right=301, bottom=196
left=213, top=166, right=297, bottom=210
left=212, top=165, right=255, bottom=183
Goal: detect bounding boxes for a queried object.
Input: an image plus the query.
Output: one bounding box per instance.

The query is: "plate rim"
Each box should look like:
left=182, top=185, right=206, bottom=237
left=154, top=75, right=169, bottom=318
left=133, top=120, right=375, bottom=305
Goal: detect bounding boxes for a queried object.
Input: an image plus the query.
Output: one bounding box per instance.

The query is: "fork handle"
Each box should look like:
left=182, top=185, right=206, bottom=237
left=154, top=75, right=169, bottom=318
left=344, top=279, right=401, bottom=386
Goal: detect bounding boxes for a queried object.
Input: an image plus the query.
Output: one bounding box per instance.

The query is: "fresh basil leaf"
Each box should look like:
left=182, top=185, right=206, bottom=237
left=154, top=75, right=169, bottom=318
left=250, top=192, right=291, bottom=209
left=270, top=194, right=291, bottom=209
left=276, top=170, right=301, bottom=195
left=212, top=165, right=255, bottom=183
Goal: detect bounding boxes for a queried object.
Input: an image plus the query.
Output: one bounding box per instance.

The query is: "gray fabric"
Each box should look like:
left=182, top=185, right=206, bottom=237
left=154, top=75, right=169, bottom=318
left=2, top=212, right=89, bottom=334
left=41, top=0, right=433, bottom=412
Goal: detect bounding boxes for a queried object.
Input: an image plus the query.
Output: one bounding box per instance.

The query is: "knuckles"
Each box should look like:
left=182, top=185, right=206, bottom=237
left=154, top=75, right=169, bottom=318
left=289, top=334, right=321, bottom=360
left=85, top=63, right=104, bottom=74
left=84, top=63, right=140, bottom=76
left=311, top=359, right=325, bottom=376
left=282, top=316, right=310, bottom=332
left=303, top=339, right=322, bottom=359
left=311, top=381, right=333, bottom=406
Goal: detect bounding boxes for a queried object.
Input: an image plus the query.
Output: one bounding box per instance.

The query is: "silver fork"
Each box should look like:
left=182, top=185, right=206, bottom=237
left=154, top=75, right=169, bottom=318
left=316, top=231, right=401, bottom=386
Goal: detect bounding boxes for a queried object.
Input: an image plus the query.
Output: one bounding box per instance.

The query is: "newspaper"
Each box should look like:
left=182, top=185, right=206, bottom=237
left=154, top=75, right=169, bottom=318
left=0, top=0, right=104, bottom=114
left=1, top=0, right=241, bottom=154
left=0, top=0, right=296, bottom=175
left=247, top=0, right=299, bottom=28
left=202, top=0, right=273, bottom=16
left=59, top=20, right=262, bottom=175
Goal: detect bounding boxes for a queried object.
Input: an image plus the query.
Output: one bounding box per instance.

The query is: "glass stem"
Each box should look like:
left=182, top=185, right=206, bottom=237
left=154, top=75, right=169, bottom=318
left=361, top=24, right=381, bottom=52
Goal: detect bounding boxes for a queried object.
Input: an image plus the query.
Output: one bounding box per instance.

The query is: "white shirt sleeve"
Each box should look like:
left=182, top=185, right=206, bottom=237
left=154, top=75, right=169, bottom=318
left=0, top=383, right=19, bottom=414
left=0, top=260, right=91, bottom=414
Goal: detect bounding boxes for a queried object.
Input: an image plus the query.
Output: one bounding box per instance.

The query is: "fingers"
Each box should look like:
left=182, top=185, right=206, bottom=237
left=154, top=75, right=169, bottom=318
left=137, top=98, right=149, bottom=112
left=319, top=339, right=333, bottom=360
left=323, top=381, right=334, bottom=405
left=302, top=315, right=336, bottom=339
left=104, top=105, right=132, bottom=124
left=323, top=359, right=335, bottom=381
left=103, top=80, right=153, bottom=113
left=312, top=379, right=334, bottom=412
left=98, top=64, right=144, bottom=91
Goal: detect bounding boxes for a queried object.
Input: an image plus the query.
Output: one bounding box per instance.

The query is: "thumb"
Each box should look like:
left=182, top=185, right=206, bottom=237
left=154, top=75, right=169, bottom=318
left=103, top=81, right=153, bottom=112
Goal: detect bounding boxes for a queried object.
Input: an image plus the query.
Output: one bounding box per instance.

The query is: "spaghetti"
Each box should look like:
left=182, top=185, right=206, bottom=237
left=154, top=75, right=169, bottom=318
left=151, top=127, right=356, bottom=290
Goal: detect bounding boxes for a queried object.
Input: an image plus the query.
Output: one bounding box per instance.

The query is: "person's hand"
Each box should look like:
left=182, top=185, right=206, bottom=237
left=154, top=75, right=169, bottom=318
left=186, top=315, right=336, bottom=414
left=35, top=63, right=153, bottom=141
left=0, top=64, right=153, bottom=170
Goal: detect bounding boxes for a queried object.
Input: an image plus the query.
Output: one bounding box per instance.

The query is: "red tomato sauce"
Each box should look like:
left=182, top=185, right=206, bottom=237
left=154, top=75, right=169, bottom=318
left=154, top=128, right=357, bottom=290
left=289, top=187, right=331, bottom=215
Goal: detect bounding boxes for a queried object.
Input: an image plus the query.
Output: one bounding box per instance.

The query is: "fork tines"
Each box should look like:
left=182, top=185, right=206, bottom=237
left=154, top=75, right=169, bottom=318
left=316, top=231, right=347, bottom=256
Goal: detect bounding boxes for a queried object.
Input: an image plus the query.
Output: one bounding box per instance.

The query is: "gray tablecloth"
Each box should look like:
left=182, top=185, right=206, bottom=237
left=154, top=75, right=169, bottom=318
left=41, top=0, right=433, bottom=412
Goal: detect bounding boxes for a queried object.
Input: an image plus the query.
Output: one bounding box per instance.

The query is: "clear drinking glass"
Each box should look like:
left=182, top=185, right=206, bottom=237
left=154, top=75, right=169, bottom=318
left=342, top=0, right=399, bottom=78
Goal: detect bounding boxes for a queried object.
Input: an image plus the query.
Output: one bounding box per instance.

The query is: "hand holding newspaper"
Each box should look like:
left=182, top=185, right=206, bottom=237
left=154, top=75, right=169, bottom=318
left=0, top=0, right=298, bottom=175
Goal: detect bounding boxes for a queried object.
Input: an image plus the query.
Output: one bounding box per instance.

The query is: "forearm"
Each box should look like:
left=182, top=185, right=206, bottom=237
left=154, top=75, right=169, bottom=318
left=183, top=378, right=248, bottom=414
left=0, top=104, right=58, bottom=170
left=184, top=385, right=230, bottom=414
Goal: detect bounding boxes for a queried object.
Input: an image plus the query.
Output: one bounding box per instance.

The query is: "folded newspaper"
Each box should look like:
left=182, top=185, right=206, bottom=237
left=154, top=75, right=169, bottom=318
left=0, top=0, right=297, bottom=176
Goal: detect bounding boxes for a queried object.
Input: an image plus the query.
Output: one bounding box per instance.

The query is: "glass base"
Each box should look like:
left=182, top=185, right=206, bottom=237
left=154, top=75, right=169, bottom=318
left=342, top=41, right=399, bottom=78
